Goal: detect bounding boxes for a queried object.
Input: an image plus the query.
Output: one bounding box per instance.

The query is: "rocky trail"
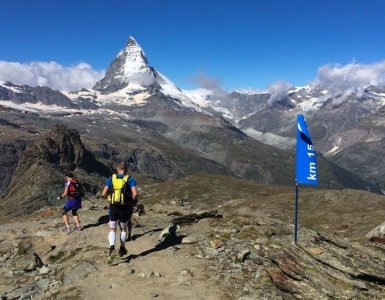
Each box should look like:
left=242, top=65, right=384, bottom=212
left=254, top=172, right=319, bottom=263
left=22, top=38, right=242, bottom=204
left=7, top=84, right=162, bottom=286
left=0, top=198, right=225, bottom=300
left=1, top=194, right=385, bottom=299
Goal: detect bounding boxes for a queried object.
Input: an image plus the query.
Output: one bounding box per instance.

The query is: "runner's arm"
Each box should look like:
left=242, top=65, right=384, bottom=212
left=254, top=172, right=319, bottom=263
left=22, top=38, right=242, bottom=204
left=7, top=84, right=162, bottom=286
left=101, top=186, right=109, bottom=198
left=101, top=177, right=112, bottom=198
left=60, top=186, right=68, bottom=199
left=131, top=186, right=138, bottom=200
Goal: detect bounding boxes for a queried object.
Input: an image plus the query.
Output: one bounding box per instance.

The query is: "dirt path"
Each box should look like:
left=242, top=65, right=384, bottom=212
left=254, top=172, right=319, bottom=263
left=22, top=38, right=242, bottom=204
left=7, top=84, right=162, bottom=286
left=0, top=202, right=225, bottom=300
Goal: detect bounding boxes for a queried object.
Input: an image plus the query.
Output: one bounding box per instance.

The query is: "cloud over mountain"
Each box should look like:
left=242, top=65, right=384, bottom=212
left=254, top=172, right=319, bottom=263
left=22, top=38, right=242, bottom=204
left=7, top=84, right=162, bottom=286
left=267, top=81, right=293, bottom=105
left=313, top=60, right=385, bottom=92
left=0, top=61, right=105, bottom=91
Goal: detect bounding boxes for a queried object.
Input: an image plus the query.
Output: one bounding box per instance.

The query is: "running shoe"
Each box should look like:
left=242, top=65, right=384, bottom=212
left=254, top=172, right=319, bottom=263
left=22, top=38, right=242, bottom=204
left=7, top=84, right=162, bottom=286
left=118, top=245, right=128, bottom=257
left=107, top=246, right=117, bottom=264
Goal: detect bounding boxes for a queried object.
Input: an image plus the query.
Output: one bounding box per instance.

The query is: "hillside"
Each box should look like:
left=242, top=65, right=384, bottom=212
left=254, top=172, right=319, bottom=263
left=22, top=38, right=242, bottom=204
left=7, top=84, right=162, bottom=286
left=1, top=175, right=385, bottom=299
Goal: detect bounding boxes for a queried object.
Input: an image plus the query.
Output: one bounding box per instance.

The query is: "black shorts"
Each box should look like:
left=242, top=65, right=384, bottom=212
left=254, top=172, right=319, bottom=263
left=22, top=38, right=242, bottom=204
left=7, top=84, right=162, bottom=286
left=109, top=205, right=133, bottom=223
left=62, top=207, right=79, bottom=216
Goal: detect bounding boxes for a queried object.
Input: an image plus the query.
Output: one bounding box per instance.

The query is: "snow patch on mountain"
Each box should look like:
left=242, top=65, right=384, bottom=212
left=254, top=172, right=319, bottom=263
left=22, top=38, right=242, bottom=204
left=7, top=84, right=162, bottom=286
left=64, top=87, right=150, bottom=106
left=118, top=36, right=149, bottom=77
left=243, top=128, right=295, bottom=149
left=297, top=97, right=325, bottom=111
left=0, top=100, right=79, bottom=114
left=183, top=88, right=233, bottom=119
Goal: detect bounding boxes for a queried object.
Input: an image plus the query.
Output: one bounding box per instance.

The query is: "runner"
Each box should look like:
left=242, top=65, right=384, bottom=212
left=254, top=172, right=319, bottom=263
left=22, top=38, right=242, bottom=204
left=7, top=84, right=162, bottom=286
left=59, top=172, right=84, bottom=234
left=101, top=162, right=138, bottom=263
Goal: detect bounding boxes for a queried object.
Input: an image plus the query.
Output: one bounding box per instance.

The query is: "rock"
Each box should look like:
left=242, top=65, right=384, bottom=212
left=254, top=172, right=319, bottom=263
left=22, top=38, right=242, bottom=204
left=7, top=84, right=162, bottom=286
left=172, top=210, right=222, bottom=225
left=138, top=272, right=147, bottom=278
left=151, top=203, right=163, bottom=212
left=16, top=237, right=52, bottom=258
left=306, top=247, right=324, bottom=255
left=48, top=280, right=62, bottom=290
left=236, top=250, right=251, bottom=263
left=150, top=272, right=161, bottom=278
left=0, top=239, right=13, bottom=254
left=35, top=230, right=50, bottom=237
left=63, top=261, right=97, bottom=283
left=35, top=278, right=50, bottom=291
left=177, top=269, right=193, bottom=285
left=9, top=269, right=25, bottom=277
left=252, top=256, right=264, bottom=265
left=17, top=239, right=32, bottom=256
left=3, top=284, right=36, bottom=300
left=255, top=237, right=268, bottom=244
left=366, top=221, right=385, bottom=243
left=38, top=265, right=50, bottom=275
left=128, top=268, right=135, bottom=274
left=210, top=239, right=224, bottom=249
left=253, top=244, right=261, bottom=251
left=182, top=236, right=199, bottom=244
left=149, top=292, right=159, bottom=298
left=158, top=224, right=180, bottom=243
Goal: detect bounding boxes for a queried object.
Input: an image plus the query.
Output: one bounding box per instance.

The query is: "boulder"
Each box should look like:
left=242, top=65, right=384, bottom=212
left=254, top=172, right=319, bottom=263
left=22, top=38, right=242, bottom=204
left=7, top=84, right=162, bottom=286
left=209, top=239, right=224, bottom=249
left=158, top=224, right=180, bottom=243
left=366, top=221, right=385, bottom=243
left=177, top=269, right=193, bottom=285
left=63, top=261, right=97, bottom=283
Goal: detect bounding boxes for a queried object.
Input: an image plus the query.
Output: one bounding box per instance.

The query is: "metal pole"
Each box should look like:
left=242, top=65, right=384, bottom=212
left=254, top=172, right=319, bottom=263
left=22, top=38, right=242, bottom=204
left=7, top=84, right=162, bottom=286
left=294, top=184, right=299, bottom=243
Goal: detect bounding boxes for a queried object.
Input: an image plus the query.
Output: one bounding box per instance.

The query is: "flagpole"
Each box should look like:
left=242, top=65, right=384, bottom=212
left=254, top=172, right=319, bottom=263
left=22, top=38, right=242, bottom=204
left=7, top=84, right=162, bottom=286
left=294, top=183, right=299, bottom=243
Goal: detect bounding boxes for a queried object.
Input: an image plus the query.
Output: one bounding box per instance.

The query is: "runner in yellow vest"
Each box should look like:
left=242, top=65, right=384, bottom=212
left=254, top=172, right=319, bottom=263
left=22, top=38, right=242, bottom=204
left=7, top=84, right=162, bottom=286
left=101, top=162, right=138, bottom=263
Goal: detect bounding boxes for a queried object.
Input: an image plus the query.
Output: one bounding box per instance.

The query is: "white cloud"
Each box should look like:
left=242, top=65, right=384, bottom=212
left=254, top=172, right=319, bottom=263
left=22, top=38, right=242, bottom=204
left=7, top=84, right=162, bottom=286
left=314, top=61, right=385, bottom=88
left=267, top=81, right=293, bottom=105
left=188, top=73, right=228, bottom=98
left=312, top=61, right=385, bottom=103
left=0, top=61, right=105, bottom=91
left=236, top=87, right=265, bottom=95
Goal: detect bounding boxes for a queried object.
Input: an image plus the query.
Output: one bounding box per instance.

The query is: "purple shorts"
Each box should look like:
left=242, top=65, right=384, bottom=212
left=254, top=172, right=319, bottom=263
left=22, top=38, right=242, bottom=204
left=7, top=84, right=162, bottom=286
left=64, top=198, right=82, bottom=210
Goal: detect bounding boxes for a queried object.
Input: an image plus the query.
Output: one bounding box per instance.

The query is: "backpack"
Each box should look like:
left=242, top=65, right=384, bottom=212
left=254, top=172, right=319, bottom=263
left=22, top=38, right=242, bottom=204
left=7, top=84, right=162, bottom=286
left=68, top=179, right=85, bottom=198
left=108, top=174, right=132, bottom=205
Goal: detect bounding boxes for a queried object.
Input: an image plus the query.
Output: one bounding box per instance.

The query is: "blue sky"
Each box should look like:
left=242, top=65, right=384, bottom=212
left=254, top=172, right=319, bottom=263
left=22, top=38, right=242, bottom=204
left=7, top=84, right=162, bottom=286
left=1, top=0, right=385, bottom=90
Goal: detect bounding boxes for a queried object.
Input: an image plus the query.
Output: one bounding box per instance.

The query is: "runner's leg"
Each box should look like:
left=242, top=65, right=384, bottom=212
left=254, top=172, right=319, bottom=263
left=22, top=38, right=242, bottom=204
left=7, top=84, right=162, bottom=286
left=62, top=208, right=70, bottom=228
left=72, top=209, right=81, bottom=227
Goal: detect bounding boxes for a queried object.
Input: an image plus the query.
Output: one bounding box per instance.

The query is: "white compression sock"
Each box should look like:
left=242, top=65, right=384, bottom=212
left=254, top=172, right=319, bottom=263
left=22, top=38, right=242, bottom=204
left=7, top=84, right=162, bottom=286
left=120, top=231, right=127, bottom=244
left=108, top=231, right=116, bottom=247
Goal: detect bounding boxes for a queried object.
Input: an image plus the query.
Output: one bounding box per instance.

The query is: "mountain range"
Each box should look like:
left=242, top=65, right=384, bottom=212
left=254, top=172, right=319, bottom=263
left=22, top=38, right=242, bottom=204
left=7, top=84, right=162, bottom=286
left=0, top=36, right=384, bottom=213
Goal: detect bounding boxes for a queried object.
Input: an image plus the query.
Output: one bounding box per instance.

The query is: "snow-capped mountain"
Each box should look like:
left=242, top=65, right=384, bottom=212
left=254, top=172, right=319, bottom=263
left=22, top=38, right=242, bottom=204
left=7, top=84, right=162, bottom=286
left=86, top=36, right=203, bottom=110
left=1, top=36, right=383, bottom=192
left=0, top=37, right=205, bottom=114
left=93, top=36, right=185, bottom=98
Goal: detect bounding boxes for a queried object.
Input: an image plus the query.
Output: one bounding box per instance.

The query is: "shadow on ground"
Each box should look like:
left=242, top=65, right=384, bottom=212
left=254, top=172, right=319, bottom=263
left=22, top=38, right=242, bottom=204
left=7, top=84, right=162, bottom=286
left=82, top=215, right=109, bottom=230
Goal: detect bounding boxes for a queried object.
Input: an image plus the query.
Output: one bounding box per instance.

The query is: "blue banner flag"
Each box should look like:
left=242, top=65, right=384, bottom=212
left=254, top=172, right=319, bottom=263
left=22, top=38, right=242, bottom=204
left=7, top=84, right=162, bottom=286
left=295, top=114, right=318, bottom=185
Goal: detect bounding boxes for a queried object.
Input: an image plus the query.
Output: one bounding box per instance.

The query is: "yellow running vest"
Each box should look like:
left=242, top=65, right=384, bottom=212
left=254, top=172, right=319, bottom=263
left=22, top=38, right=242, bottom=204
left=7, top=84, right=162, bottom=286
left=108, top=174, right=130, bottom=204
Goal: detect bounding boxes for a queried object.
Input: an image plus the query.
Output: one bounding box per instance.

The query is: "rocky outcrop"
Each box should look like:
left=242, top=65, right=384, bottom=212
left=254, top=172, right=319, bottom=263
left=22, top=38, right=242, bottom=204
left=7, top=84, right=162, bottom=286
left=0, top=140, right=27, bottom=197
left=366, top=221, right=385, bottom=243
left=198, top=215, right=385, bottom=299
left=0, top=125, right=110, bottom=217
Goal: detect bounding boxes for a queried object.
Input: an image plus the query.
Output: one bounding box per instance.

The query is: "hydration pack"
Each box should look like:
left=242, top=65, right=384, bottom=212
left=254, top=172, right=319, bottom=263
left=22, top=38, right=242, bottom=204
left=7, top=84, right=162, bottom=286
left=68, top=179, right=85, bottom=198
left=108, top=174, right=132, bottom=205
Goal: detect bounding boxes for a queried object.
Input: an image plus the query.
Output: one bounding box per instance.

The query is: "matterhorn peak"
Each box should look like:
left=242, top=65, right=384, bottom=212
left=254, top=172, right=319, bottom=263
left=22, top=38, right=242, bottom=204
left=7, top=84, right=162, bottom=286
left=92, top=36, right=191, bottom=107
left=93, top=36, right=152, bottom=93
left=118, top=36, right=148, bottom=70
left=127, top=36, right=140, bottom=47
